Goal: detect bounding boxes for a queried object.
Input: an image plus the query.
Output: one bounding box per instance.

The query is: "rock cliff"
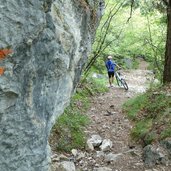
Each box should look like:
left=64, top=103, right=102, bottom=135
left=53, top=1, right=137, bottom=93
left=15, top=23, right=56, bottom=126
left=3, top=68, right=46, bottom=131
left=0, top=0, right=103, bottom=170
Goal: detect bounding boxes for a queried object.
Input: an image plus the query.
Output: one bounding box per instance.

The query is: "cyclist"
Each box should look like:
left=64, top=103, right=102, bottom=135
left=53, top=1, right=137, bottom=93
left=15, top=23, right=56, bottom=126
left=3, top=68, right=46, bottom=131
left=105, top=55, right=120, bottom=87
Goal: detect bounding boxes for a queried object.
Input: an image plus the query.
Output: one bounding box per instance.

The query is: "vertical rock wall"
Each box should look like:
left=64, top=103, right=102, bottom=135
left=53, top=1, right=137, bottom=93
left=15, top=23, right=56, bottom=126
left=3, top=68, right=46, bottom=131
left=0, top=0, right=103, bottom=171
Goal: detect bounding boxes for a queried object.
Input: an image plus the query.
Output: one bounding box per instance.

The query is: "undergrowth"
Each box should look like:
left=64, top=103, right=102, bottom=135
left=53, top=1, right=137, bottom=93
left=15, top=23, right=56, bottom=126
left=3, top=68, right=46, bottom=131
left=49, top=75, right=108, bottom=152
left=123, top=84, right=171, bottom=146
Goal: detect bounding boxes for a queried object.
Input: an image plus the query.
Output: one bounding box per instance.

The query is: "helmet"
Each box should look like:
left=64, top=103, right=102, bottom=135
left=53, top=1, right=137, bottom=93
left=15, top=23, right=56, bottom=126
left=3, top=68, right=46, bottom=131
left=107, top=56, right=112, bottom=59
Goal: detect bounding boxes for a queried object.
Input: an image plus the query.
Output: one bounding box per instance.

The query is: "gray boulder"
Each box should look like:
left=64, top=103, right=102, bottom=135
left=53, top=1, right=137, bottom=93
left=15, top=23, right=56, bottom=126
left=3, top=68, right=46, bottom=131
left=87, top=134, right=103, bottom=148
left=99, top=139, right=113, bottom=152
left=0, top=0, right=103, bottom=171
left=56, top=161, right=76, bottom=171
left=143, top=144, right=169, bottom=167
left=161, top=138, right=171, bottom=155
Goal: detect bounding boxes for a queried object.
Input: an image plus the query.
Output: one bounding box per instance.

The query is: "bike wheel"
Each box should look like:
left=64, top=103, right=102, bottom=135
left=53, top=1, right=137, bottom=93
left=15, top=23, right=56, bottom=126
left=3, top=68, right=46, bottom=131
left=121, top=79, right=128, bottom=90
left=116, top=75, right=122, bottom=87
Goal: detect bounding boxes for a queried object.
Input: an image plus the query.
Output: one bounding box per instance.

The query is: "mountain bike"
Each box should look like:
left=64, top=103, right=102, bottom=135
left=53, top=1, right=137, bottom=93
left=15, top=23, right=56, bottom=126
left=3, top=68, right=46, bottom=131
left=115, top=69, right=128, bottom=90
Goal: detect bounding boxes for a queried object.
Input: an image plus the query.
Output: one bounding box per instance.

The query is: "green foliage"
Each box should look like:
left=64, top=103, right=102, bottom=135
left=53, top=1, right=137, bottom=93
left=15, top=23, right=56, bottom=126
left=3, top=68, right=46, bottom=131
left=160, top=127, right=171, bottom=140
left=132, top=58, right=139, bottom=69
left=88, top=0, right=166, bottom=79
left=139, top=0, right=167, bottom=15
left=131, top=119, right=153, bottom=142
left=53, top=111, right=90, bottom=152
left=85, top=76, right=109, bottom=94
left=123, top=85, right=171, bottom=146
left=123, top=93, right=148, bottom=120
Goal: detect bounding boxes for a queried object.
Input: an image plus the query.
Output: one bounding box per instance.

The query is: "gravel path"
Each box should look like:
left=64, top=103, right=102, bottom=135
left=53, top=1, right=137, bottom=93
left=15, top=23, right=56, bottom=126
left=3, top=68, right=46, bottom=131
left=75, top=60, right=169, bottom=171
left=75, top=62, right=149, bottom=171
left=51, top=60, right=170, bottom=171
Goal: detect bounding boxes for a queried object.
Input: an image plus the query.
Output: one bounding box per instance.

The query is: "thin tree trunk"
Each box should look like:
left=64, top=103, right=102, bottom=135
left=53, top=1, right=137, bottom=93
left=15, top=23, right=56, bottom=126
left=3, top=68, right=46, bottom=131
left=163, top=0, right=171, bottom=83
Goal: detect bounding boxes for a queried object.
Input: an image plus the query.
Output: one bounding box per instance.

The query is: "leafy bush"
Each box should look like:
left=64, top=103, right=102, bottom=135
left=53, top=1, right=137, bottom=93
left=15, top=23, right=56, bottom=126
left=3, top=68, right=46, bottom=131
left=90, top=0, right=166, bottom=80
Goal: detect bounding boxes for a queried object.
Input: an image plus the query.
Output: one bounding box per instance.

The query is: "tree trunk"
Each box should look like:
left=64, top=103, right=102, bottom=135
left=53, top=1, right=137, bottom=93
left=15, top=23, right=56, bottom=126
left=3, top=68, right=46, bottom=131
left=163, top=0, right=171, bottom=83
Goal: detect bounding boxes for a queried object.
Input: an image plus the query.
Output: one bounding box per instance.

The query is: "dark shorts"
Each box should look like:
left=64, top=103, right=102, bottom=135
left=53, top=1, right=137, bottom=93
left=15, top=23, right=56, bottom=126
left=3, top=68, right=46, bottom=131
left=108, top=71, right=114, bottom=78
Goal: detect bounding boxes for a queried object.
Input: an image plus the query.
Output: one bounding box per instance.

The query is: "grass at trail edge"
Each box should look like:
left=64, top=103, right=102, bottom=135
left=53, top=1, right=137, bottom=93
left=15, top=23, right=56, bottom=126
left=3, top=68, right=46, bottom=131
left=49, top=76, right=108, bottom=152
left=123, top=84, right=171, bottom=146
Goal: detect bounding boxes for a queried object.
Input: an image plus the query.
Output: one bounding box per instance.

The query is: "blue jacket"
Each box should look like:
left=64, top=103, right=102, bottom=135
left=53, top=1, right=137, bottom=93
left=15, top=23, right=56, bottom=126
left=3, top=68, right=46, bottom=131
left=105, top=60, right=116, bottom=72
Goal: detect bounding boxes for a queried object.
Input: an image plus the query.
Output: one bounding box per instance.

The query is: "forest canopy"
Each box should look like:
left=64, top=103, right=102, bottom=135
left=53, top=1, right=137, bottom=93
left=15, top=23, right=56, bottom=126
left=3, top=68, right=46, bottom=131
left=85, top=0, right=168, bottom=82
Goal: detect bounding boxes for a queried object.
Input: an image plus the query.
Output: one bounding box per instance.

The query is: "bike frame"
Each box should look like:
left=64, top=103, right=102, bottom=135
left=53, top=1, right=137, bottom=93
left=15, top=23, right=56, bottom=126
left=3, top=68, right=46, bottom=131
left=114, top=70, right=128, bottom=90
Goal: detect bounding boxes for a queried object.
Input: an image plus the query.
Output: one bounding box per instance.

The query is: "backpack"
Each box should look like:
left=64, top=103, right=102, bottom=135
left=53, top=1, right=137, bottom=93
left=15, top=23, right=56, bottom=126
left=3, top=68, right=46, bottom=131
left=106, top=60, right=115, bottom=72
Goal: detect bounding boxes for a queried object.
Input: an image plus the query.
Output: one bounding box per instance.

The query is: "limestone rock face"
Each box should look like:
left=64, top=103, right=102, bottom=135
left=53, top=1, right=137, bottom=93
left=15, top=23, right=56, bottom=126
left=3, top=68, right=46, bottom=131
left=0, top=0, right=103, bottom=171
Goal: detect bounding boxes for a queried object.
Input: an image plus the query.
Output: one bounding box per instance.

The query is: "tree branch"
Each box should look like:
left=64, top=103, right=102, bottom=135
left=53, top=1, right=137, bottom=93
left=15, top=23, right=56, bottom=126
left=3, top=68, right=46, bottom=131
left=127, top=0, right=135, bottom=23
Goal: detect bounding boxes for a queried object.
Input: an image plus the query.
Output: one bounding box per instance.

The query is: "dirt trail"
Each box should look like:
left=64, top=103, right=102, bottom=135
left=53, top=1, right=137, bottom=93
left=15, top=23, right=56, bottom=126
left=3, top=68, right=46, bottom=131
left=51, top=60, right=168, bottom=171
left=74, top=60, right=167, bottom=171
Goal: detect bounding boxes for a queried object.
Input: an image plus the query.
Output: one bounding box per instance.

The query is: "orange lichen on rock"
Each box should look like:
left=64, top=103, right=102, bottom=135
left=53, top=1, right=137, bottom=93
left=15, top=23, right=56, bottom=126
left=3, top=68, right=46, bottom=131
left=0, top=48, right=12, bottom=76
left=0, top=49, right=13, bottom=60
left=0, top=67, right=5, bottom=75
